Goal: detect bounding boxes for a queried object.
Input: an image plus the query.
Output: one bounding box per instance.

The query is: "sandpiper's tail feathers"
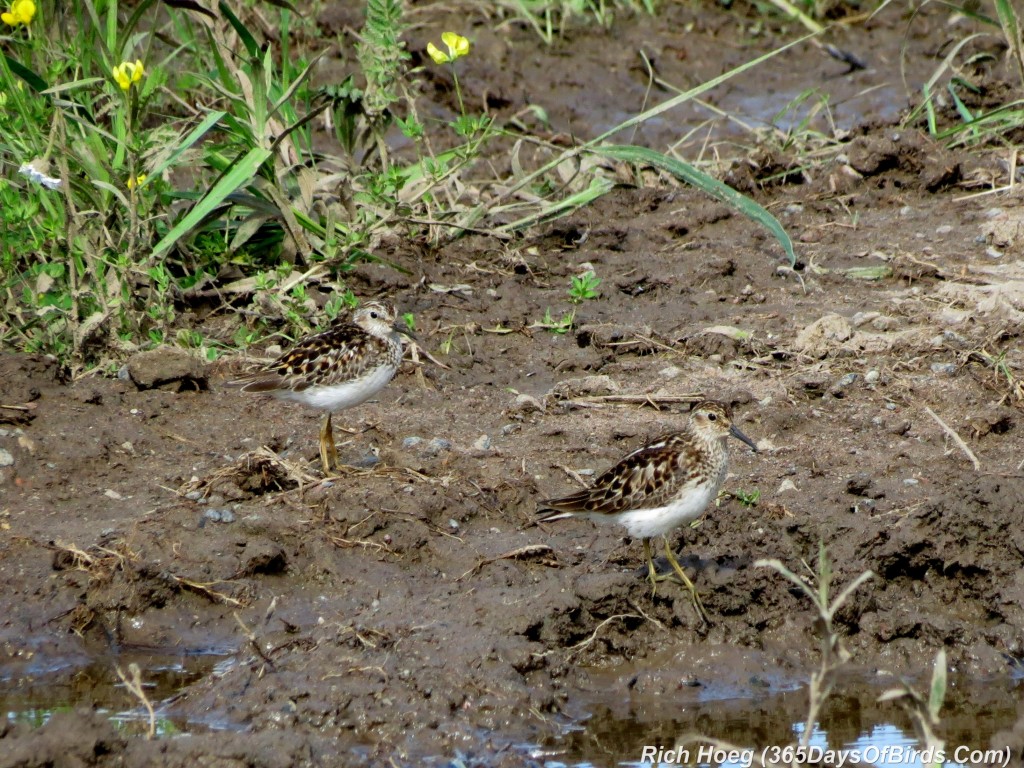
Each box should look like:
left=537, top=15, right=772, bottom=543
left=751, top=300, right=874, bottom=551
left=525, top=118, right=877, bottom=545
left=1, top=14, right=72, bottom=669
left=224, top=371, right=286, bottom=393
left=537, top=491, right=592, bottom=522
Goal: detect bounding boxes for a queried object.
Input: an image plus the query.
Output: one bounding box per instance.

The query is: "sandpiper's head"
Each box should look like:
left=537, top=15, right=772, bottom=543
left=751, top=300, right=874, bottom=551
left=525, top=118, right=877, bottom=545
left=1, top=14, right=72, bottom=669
left=352, top=300, right=400, bottom=338
left=690, top=400, right=758, bottom=452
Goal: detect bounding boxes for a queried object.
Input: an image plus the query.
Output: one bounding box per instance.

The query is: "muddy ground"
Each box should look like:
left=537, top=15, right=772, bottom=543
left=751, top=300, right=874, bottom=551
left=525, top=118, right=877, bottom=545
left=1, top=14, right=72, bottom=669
left=4, top=2, right=1024, bottom=766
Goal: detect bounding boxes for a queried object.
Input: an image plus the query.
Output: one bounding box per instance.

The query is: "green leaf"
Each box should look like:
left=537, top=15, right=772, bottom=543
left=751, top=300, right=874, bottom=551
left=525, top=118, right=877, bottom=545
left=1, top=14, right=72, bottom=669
left=594, top=144, right=795, bottom=267
left=3, top=55, right=49, bottom=93
left=150, top=147, right=272, bottom=258
left=218, top=1, right=260, bottom=58
left=928, top=648, right=947, bottom=723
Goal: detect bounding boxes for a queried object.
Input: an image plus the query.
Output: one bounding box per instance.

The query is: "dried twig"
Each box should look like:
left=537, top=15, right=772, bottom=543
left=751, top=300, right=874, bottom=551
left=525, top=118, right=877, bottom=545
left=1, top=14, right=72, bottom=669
left=458, top=544, right=558, bottom=580
left=572, top=393, right=702, bottom=405
left=923, top=405, right=981, bottom=471
left=169, top=574, right=244, bottom=606
left=234, top=611, right=276, bottom=672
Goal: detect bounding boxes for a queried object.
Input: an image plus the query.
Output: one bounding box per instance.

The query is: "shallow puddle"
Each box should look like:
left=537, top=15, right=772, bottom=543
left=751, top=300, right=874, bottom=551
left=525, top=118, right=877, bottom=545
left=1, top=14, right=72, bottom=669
left=539, top=672, right=1022, bottom=768
left=1, top=646, right=235, bottom=735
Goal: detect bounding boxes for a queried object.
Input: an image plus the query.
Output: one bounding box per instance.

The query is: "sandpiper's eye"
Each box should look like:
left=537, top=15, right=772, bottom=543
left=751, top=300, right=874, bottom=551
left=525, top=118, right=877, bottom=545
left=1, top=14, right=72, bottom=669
left=707, top=412, right=717, bottom=421
left=370, top=311, right=379, bottom=319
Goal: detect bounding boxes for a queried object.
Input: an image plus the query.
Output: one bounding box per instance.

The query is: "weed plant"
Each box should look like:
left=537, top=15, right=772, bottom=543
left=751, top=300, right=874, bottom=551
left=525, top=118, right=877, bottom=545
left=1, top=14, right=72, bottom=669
left=0, top=1, right=496, bottom=369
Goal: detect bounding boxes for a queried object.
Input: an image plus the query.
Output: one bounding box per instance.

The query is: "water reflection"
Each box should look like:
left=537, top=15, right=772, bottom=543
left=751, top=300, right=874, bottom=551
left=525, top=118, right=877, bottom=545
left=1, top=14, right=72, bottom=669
left=543, top=674, right=1022, bottom=767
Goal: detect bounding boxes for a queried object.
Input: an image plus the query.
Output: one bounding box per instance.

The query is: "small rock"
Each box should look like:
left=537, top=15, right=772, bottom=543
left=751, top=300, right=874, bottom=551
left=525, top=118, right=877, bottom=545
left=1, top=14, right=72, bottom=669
left=903, top=478, right=919, bottom=486
left=549, top=375, right=619, bottom=399
left=0, top=448, right=13, bottom=467
left=794, top=314, right=852, bottom=356
left=852, top=311, right=880, bottom=327
left=930, top=362, right=957, bottom=376
left=777, top=479, right=799, bottom=494
left=985, top=247, right=1003, bottom=259
left=127, top=348, right=207, bottom=391
left=402, top=436, right=423, bottom=449
left=204, top=509, right=235, bottom=523
left=472, top=435, right=491, bottom=452
left=511, top=393, right=544, bottom=414
left=935, top=225, right=953, bottom=235
left=117, top=365, right=131, bottom=380
left=865, top=370, right=880, bottom=385
left=185, top=491, right=203, bottom=501
left=835, top=373, right=858, bottom=388
left=659, top=365, right=682, bottom=379
left=104, top=489, right=124, bottom=500
left=870, top=316, right=899, bottom=331
left=353, top=453, right=380, bottom=468
left=448, top=519, right=459, bottom=531
left=426, top=438, right=452, bottom=455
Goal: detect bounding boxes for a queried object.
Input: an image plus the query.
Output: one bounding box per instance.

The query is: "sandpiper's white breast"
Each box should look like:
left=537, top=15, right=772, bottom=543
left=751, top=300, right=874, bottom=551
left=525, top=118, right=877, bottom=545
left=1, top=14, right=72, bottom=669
left=278, top=362, right=398, bottom=411
left=610, top=480, right=717, bottom=539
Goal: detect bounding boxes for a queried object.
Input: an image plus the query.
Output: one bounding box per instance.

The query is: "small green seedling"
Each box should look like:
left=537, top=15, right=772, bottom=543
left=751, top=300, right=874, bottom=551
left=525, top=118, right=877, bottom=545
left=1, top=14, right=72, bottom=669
left=735, top=489, right=760, bottom=508
left=568, top=271, right=601, bottom=304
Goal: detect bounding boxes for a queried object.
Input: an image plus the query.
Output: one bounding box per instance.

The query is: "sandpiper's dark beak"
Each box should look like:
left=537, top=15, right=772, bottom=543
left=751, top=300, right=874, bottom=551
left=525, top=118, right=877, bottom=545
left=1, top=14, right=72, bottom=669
left=730, top=423, right=758, bottom=452
left=394, top=322, right=417, bottom=342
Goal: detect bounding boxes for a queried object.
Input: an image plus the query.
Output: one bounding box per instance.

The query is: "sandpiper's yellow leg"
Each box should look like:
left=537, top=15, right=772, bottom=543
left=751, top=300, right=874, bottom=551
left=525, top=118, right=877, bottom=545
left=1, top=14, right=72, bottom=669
left=643, top=539, right=660, bottom=596
left=319, top=413, right=339, bottom=474
left=662, top=535, right=709, bottom=625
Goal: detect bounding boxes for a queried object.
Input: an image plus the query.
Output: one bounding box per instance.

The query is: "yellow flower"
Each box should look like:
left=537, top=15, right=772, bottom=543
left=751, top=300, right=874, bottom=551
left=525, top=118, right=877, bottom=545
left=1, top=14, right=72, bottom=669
left=427, top=32, right=470, bottom=64
left=2, top=0, right=35, bottom=26
left=112, top=59, right=145, bottom=92
left=127, top=174, right=146, bottom=190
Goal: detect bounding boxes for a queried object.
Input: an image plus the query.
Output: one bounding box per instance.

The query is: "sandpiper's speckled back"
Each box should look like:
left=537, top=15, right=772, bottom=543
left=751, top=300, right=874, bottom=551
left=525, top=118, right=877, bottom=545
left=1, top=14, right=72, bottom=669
left=226, top=300, right=403, bottom=396
left=539, top=400, right=755, bottom=518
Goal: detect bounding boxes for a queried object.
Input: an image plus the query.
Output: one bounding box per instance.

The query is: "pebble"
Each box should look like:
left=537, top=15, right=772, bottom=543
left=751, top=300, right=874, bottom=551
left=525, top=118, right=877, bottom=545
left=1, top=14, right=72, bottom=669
left=104, top=489, right=124, bottom=500
left=0, top=448, right=13, bottom=468
left=865, top=370, right=880, bottom=385
left=935, top=225, right=953, bottom=235
left=903, top=478, right=919, bottom=486
left=117, top=365, right=131, bottom=380
left=930, top=362, right=957, bottom=375
left=402, top=436, right=423, bottom=449
left=448, top=519, right=459, bottom=531
left=204, top=508, right=236, bottom=523
left=185, top=491, right=203, bottom=501
left=777, top=479, right=799, bottom=494
left=512, top=393, right=544, bottom=414
left=426, top=438, right=452, bottom=455
left=659, top=365, right=682, bottom=379
left=472, top=435, right=491, bottom=452
left=835, top=373, right=858, bottom=388
left=985, top=247, right=1003, bottom=259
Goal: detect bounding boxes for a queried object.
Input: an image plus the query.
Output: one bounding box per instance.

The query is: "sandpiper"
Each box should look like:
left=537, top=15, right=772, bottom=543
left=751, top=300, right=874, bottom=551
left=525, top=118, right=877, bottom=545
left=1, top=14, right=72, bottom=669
left=227, top=300, right=407, bottom=474
left=538, top=400, right=757, bottom=623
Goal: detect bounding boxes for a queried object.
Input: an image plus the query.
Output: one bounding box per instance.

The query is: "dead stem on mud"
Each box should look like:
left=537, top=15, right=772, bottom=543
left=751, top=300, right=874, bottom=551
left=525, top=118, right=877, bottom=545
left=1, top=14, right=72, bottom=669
left=169, top=574, right=245, bottom=606
left=457, top=543, right=558, bottom=580
left=52, top=540, right=140, bottom=582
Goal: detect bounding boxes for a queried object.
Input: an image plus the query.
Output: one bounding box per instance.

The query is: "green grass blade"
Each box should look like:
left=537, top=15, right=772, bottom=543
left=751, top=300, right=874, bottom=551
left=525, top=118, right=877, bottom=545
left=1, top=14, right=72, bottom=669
left=151, top=146, right=272, bottom=257
left=499, top=176, right=616, bottom=232
left=3, top=55, right=49, bottom=93
left=594, top=144, right=796, bottom=266
left=218, top=0, right=260, bottom=58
